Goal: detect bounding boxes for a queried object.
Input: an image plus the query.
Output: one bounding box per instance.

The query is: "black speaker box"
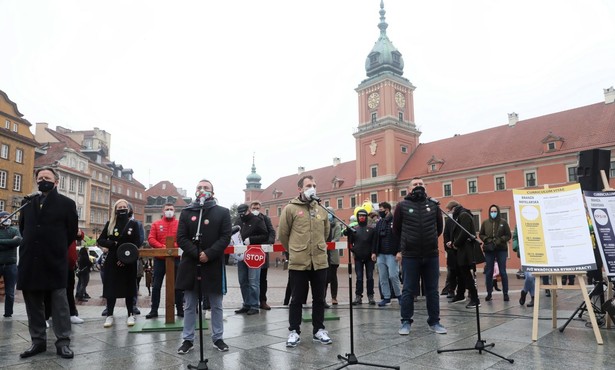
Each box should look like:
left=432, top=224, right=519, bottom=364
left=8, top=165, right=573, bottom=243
left=577, top=149, right=611, bottom=191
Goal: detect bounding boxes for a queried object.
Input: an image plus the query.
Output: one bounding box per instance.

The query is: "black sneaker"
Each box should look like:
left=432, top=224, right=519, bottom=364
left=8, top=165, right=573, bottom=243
left=145, top=311, right=158, bottom=319
left=450, top=296, right=466, bottom=304
left=466, top=300, right=481, bottom=309
left=235, top=307, right=250, bottom=314
left=177, top=340, right=193, bottom=354
left=213, top=339, right=229, bottom=352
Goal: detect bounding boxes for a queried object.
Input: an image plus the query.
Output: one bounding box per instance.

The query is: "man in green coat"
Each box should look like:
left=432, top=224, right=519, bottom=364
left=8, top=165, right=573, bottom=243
left=278, top=175, right=331, bottom=348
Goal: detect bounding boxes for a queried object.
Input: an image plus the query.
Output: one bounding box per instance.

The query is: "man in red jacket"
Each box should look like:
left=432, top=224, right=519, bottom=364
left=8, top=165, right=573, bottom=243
left=145, top=203, right=184, bottom=318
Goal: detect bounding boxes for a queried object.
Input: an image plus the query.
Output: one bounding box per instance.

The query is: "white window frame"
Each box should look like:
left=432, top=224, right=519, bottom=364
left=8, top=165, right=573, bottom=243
left=370, top=165, right=378, bottom=178
left=494, top=174, right=506, bottom=191
left=350, top=196, right=356, bottom=208
left=0, top=170, right=6, bottom=188
left=337, top=198, right=343, bottom=209
left=566, top=165, right=578, bottom=182
left=59, top=175, right=66, bottom=190
left=525, top=170, right=537, bottom=187
left=1, top=144, right=8, bottom=159
left=78, top=179, right=85, bottom=194
left=12, top=123, right=18, bottom=132
left=4, top=120, right=10, bottom=129
left=0, top=200, right=4, bottom=211
left=15, top=148, right=23, bottom=163
left=443, top=182, right=452, bottom=197
left=69, top=178, right=76, bottom=193
left=13, top=173, right=21, bottom=191
left=467, top=178, right=478, bottom=194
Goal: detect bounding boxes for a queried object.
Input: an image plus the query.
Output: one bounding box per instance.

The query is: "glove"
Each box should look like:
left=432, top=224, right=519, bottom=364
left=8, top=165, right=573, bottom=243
left=243, top=238, right=251, bottom=246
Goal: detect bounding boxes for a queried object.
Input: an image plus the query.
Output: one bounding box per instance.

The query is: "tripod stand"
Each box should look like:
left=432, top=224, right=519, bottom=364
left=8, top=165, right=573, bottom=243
left=188, top=205, right=208, bottom=370
left=319, top=204, right=399, bottom=370
left=559, top=281, right=607, bottom=332
left=435, top=206, right=514, bottom=364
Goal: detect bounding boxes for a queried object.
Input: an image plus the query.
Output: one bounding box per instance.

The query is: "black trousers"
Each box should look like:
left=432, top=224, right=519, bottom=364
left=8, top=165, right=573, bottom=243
left=458, top=264, right=478, bottom=301
left=288, top=268, right=327, bottom=335
left=23, top=289, right=71, bottom=348
left=260, top=267, right=268, bottom=302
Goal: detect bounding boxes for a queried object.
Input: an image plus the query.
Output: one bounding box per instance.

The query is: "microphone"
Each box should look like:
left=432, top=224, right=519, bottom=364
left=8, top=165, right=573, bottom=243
left=310, top=194, right=321, bottom=203
left=199, top=195, right=206, bottom=206
left=24, top=191, right=42, bottom=200
left=231, top=225, right=241, bottom=234
left=428, top=197, right=440, bottom=205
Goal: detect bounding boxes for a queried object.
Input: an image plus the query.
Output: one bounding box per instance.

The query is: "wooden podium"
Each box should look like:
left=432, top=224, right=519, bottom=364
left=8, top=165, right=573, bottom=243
left=531, top=272, right=603, bottom=344
left=138, top=236, right=179, bottom=324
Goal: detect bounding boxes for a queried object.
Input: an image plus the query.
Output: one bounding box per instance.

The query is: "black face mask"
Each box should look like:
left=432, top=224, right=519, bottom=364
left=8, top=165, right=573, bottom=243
left=378, top=211, right=386, bottom=218
left=38, top=180, right=55, bottom=193
left=410, top=186, right=427, bottom=201
left=116, top=209, right=129, bottom=218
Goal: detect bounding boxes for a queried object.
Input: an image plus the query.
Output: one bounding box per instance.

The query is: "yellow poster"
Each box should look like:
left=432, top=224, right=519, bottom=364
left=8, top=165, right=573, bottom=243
left=519, top=205, right=547, bottom=264
left=513, top=184, right=595, bottom=272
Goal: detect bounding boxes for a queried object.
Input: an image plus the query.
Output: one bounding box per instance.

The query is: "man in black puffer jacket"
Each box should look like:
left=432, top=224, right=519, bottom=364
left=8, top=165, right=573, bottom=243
left=393, top=177, right=446, bottom=335
left=348, top=209, right=376, bottom=305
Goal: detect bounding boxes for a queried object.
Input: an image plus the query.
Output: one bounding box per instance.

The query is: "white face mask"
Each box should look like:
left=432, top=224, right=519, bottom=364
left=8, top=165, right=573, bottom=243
left=251, top=210, right=260, bottom=216
left=164, top=210, right=174, bottom=218
left=304, top=187, right=316, bottom=200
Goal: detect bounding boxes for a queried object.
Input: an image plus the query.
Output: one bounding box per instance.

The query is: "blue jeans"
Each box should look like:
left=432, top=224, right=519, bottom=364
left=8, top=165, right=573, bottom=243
left=376, top=254, right=401, bottom=299
left=523, top=271, right=535, bottom=296
left=237, top=261, right=260, bottom=310
left=354, top=258, right=375, bottom=296
left=484, top=250, right=509, bottom=294
left=0, top=263, right=17, bottom=316
left=400, top=256, right=440, bottom=326
left=182, top=289, right=224, bottom=342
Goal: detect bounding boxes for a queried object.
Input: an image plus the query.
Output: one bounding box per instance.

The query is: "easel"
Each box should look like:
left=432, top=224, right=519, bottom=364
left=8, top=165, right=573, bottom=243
left=530, top=170, right=615, bottom=345
left=599, top=169, right=615, bottom=328
left=139, top=236, right=179, bottom=324
left=531, top=272, right=603, bottom=344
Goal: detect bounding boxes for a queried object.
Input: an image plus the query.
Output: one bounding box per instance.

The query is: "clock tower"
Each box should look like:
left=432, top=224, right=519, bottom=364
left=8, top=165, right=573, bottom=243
left=354, top=1, right=420, bottom=202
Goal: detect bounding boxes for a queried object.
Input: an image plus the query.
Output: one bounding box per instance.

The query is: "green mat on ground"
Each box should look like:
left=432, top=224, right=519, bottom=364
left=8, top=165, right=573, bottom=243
left=129, top=318, right=208, bottom=333
left=302, top=311, right=339, bottom=322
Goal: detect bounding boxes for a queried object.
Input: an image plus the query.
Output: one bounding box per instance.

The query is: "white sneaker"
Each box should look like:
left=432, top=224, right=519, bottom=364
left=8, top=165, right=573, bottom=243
left=313, top=328, right=332, bottom=344
left=127, top=315, right=136, bottom=327
left=286, top=330, right=300, bottom=347
left=104, top=316, right=114, bottom=328
left=205, top=310, right=211, bottom=320
left=70, top=315, right=84, bottom=324
left=45, top=320, right=50, bottom=328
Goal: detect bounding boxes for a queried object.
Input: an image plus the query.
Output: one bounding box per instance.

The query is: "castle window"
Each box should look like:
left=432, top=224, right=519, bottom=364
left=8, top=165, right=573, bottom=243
left=567, top=165, right=577, bottom=182
left=399, top=112, right=403, bottom=121
left=467, top=179, right=478, bottom=194
left=547, top=142, right=556, bottom=151
left=371, top=112, right=377, bottom=123
left=370, top=165, right=378, bottom=178
left=525, top=171, right=537, bottom=187
left=495, top=175, right=506, bottom=191
left=443, top=183, right=452, bottom=197
left=401, top=146, right=408, bottom=154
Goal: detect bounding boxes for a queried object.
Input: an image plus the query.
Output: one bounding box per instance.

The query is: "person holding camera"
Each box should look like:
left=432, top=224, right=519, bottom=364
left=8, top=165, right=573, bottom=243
left=479, top=204, right=512, bottom=302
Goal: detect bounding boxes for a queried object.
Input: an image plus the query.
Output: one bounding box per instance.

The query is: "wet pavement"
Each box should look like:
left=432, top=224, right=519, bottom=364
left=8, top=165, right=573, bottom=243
left=2, top=264, right=615, bottom=369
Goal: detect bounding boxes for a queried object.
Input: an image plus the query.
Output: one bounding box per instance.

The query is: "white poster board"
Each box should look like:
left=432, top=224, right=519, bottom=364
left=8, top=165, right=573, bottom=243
left=584, top=190, right=615, bottom=280
left=513, top=183, right=596, bottom=272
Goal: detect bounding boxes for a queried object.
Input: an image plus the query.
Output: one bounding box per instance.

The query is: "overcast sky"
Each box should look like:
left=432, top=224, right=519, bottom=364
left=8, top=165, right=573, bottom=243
left=2, top=0, right=615, bottom=208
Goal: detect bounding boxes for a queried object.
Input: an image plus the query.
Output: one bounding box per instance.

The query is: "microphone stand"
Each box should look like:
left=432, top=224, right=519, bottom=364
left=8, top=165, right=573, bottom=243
left=435, top=204, right=513, bottom=364
left=317, top=199, right=400, bottom=370
left=188, top=202, right=208, bottom=370
left=2, top=197, right=34, bottom=221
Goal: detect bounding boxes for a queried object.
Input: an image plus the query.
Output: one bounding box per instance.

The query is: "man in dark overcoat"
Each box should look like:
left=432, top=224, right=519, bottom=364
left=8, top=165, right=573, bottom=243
left=175, top=179, right=232, bottom=354
left=18, top=166, right=78, bottom=359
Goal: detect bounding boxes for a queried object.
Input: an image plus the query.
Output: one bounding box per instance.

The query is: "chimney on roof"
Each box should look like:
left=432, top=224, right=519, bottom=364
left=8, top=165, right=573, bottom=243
left=333, top=157, right=341, bottom=167
left=298, top=166, right=305, bottom=175
left=604, top=86, right=615, bottom=104
left=508, top=112, right=519, bottom=127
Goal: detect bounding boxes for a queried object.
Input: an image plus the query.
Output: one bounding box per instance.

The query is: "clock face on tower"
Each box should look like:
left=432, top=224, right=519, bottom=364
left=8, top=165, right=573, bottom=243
left=395, top=91, right=406, bottom=108
left=367, top=92, right=380, bottom=109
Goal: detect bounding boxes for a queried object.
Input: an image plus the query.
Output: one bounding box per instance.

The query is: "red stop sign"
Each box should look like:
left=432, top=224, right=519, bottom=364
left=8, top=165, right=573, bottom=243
left=244, top=246, right=266, bottom=269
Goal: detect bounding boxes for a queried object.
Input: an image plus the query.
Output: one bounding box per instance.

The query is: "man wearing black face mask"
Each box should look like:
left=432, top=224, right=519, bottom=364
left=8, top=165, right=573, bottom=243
left=348, top=208, right=376, bottom=305
left=371, top=202, right=401, bottom=307
left=234, top=203, right=268, bottom=315
left=393, top=177, right=446, bottom=335
left=17, top=166, right=78, bottom=359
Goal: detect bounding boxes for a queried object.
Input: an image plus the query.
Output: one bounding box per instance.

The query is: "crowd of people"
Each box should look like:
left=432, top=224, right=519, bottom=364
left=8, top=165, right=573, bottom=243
left=5, top=170, right=573, bottom=360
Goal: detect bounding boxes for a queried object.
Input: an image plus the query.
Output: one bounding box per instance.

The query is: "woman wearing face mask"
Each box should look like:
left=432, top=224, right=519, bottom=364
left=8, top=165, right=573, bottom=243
left=479, top=204, right=512, bottom=302
left=97, top=199, right=142, bottom=328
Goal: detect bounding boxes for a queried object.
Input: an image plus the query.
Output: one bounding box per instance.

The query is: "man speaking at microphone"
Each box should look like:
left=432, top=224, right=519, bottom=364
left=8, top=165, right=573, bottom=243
left=175, top=179, right=232, bottom=354
left=18, top=166, right=78, bottom=359
left=278, top=174, right=331, bottom=347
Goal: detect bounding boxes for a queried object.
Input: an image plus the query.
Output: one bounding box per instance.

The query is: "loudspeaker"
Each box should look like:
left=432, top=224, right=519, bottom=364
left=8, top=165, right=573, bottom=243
left=577, top=149, right=611, bottom=191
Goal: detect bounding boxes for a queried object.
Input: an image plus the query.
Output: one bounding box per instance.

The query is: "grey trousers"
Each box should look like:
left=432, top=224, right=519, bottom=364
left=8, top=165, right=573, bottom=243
left=23, top=289, right=71, bottom=348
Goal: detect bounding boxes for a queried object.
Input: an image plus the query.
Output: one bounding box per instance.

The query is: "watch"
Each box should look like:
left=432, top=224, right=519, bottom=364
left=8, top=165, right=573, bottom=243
left=367, top=92, right=380, bottom=109
left=395, top=91, right=406, bottom=108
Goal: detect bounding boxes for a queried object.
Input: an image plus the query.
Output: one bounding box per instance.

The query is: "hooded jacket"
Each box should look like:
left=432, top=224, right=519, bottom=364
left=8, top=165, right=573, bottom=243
left=278, top=197, right=330, bottom=271
left=479, top=204, right=512, bottom=252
